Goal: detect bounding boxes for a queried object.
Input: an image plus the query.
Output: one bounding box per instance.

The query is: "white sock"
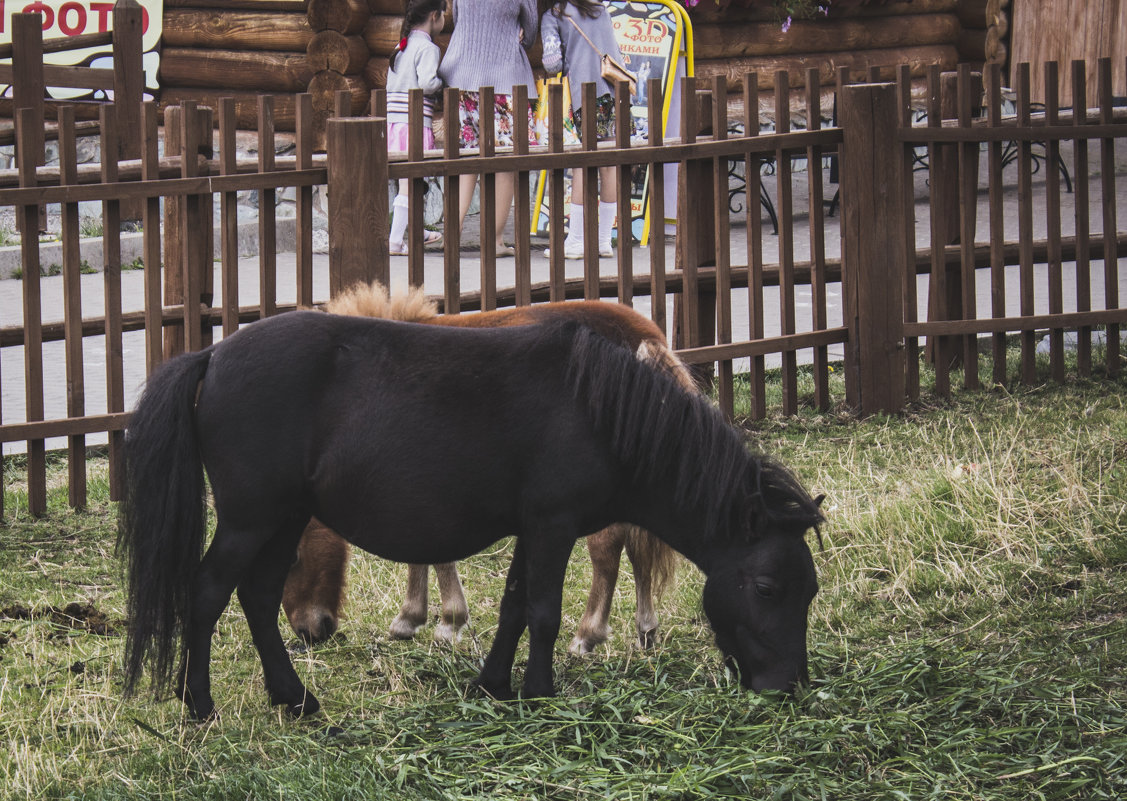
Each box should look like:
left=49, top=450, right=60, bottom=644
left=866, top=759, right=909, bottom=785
left=565, top=203, right=584, bottom=250
left=389, top=194, right=409, bottom=246
left=598, top=201, right=617, bottom=251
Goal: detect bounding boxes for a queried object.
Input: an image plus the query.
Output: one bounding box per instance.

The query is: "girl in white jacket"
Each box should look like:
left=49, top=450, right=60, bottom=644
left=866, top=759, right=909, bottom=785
left=387, top=0, right=447, bottom=255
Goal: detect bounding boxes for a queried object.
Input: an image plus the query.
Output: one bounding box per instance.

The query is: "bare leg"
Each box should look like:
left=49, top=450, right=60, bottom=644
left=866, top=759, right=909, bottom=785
left=457, top=173, right=478, bottom=233
left=434, top=562, right=469, bottom=642
left=493, top=172, right=516, bottom=249
left=389, top=564, right=430, bottom=640
left=569, top=525, right=626, bottom=655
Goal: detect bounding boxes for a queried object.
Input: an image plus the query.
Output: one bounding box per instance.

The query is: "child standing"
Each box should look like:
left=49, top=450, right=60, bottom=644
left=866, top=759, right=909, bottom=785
left=387, top=0, right=448, bottom=256
left=540, top=0, right=627, bottom=258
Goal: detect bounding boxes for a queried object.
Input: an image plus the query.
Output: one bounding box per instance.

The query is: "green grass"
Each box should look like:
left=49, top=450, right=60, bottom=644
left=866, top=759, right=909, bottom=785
left=1, top=359, right=1125, bottom=799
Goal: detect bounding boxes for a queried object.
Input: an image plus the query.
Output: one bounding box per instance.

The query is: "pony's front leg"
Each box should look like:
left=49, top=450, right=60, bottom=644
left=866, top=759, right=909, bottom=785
left=434, top=563, right=469, bottom=642
left=389, top=564, right=430, bottom=639
left=521, top=536, right=576, bottom=698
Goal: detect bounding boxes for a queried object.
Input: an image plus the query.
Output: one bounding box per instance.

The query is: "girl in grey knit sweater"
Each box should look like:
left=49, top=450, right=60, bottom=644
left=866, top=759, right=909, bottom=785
left=439, top=0, right=540, bottom=255
left=540, top=0, right=628, bottom=258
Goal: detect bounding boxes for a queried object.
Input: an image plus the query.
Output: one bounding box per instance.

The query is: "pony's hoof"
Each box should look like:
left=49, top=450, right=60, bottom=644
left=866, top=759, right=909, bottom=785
left=637, top=628, right=658, bottom=649
left=567, top=636, right=596, bottom=656
left=471, top=678, right=514, bottom=701
left=434, top=620, right=465, bottom=644
left=388, top=615, right=423, bottom=640
left=283, top=695, right=321, bottom=718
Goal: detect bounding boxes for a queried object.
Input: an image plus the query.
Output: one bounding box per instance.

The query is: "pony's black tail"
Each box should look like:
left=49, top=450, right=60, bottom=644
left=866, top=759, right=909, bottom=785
left=117, top=348, right=214, bottom=697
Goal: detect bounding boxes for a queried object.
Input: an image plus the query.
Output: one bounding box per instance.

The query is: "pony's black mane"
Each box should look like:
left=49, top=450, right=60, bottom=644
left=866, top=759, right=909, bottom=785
left=565, top=324, right=823, bottom=545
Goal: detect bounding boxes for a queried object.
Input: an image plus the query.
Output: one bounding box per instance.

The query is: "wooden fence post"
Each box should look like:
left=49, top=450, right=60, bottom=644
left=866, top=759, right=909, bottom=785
left=113, top=0, right=145, bottom=222
left=11, top=13, right=46, bottom=234
left=327, top=116, right=387, bottom=296
left=840, top=82, right=907, bottom=416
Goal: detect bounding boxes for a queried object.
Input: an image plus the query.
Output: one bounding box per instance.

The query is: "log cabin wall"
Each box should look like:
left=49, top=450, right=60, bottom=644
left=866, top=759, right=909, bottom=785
left=159, top=0, right=371, bottom=147
left=154, top=0, right=1006, bottom=141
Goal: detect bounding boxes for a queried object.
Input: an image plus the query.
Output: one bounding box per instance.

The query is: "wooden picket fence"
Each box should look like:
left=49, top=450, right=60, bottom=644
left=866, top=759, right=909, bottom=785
left=0, top=59, right=1124, bottom=517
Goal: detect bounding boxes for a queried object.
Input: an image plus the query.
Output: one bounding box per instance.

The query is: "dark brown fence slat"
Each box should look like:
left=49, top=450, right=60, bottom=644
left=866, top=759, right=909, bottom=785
left=295, top=93, right=315, bottom=307
left=926, top=65, right=951, bottom=395
left=59, top=105, right=87, bottom=509
left=1072, top=61, right=1092, bottom=376
left=676, top=76, right=703, bottom=353
left=258, top=96, right=279, bottom=317
left=580, top=81, right=599, bottom=300
left=548, top=81, right=566, bottom=303
left=219, top=98, right=241, bottom=337
left=99, top=105, right=125, bottom=501
left=1044, top=61, right=1065, bottom=382
left=957, top=65, right=980, bottom=390
left=614, top=81, right=633, bottom=308
left=442, top=87, right=461, bottom=313
left=180, top=102, right=207, bottom=354
left=744, top=72, right=767, bottom=420
left=1016, top=64, right=1037, bottom=383
left=141, top=102, right=164, bottom=377
left=647, top=78, right=667, bottom=336
left=478, top=86, right=497, bottom=306
left=986, top=63, right=1007, bottom=386
left=806, top=68, right=829, bottom=411
left=16, top=108, right=47, bottom=515
left=898, top=65, right=921, bottom=401
left=1098, top=58, right=1120, bottom=375
left=512, top=84, right=532, bottom=306
left=712, top=75, right=734, bottom=418
left=407, top=89, right=427, bottom=291
left=774, top=72, right=798, bottom=416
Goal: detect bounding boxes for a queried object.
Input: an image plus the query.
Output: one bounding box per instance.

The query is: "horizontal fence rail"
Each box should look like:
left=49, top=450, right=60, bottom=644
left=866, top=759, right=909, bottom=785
left=0, top=58, right=1125, bottom=518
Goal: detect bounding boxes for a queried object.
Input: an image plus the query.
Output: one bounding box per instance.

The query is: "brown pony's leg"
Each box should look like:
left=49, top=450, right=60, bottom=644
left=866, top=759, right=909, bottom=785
left=625, top=526, right=677, bottom=649
left=568, top=525, right=626, bottom=655
left=389, top=564, right=430, bottom=639
left=282, top=519, right=350, bottom=644
left=433, top=563, right=470, bottom=642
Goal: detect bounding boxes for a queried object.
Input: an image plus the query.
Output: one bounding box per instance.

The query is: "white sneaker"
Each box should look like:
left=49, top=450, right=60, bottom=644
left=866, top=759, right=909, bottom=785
left=599, top=244, right=613, bottom=258
left=545, top=243, right=585, bottom=260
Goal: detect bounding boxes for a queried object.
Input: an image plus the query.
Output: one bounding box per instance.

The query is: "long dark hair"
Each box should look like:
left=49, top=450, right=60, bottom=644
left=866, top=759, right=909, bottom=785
left=389, top=0, right=446, bottom=72
left=541, top=0, right=604, bottom=20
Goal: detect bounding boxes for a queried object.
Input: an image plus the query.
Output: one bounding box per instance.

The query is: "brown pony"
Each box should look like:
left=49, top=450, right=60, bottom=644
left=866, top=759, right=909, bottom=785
left=281, top=282, right=693, bottom=654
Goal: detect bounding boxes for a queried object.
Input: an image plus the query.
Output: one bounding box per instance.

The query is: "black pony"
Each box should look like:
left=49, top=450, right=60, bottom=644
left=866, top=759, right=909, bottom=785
left=118, top=311, right=824, bottom=720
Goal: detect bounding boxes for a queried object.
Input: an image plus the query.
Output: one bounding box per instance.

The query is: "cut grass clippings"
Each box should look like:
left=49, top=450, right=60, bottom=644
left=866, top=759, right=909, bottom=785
left=0, top=360, right=1124, bottom=799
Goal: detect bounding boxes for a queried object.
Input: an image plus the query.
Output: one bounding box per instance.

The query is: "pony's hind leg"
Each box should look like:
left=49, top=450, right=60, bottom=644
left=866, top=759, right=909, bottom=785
left=389, top=564, right=430, bottom=639
left=434, top=563, right=469, bottom=643
left=237, top=521, right=320, bottom=717
left=569, top=525, right=626, bottom=655
left=626, top=527, right=676, bottom=649
left=180, top=519, right=295, bottom=720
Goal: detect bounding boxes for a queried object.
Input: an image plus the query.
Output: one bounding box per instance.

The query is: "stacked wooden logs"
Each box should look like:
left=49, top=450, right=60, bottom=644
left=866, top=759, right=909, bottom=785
left=691, top=0, right=962, bottom=94
left=957, top=0, right=1010, bottom=69
left=160, top=0, right=370, bottom=145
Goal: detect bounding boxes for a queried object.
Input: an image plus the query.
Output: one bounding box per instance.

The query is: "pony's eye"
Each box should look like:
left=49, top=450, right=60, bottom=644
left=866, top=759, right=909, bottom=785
left=754, top=582, right=775, bottom=599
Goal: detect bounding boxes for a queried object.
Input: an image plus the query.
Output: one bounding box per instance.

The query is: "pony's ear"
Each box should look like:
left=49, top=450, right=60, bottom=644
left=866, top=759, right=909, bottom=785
left=814, top=494, right=826, bottom=508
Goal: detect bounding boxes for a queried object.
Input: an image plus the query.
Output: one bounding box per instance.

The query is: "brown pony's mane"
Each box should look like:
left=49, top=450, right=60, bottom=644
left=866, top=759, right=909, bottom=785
left=326, top=281, right=440, bottom=322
